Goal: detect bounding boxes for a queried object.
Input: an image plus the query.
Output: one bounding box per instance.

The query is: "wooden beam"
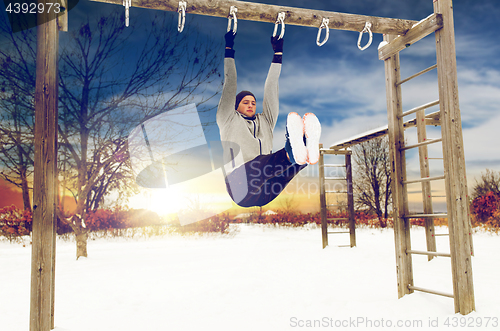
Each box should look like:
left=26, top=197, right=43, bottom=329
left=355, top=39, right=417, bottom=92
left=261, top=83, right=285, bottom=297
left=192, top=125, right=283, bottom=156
left=416, top=109, right=437, bottom=261
left=345, top=153, right=356, bottom=248
left=320, top=148, right=351, bottom=155
left=89, top=0, right=418, bottom=35
left=57, top=0, right=68, bottom=32
left=379, top=13, right=443, bottom=60
left=318, top=144, right=328, bottom=249
left=434, top=0, right=475, bottom=315
left=384, top=34, right=413, bottom=299
left=30, top=7, right=59, bottom=331
left=327, top=111, right=441, bottom=150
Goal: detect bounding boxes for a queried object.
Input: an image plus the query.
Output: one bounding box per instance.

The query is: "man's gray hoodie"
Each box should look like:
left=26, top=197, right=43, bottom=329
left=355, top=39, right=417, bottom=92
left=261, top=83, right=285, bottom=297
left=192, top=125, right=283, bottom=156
left=216, top=58, right=281, bottom=172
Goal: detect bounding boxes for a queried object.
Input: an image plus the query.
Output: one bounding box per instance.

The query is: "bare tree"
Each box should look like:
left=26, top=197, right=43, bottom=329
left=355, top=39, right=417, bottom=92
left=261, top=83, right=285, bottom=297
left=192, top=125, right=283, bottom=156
left=352, top=136, right=392, bottom=220
left=0, top=17, right=36, bottom=212
left=1, top=12, right=222, bottom=258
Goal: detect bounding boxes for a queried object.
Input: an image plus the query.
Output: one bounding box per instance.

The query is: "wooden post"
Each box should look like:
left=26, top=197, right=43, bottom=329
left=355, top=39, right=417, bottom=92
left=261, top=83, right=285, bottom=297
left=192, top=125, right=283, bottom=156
left=318, top=144, right=328, bottom=249
left=345, top=153, right=356, bottom=247
left=434, top=0, right=475, bottom=315
left=384, top=34, right=413, bottom=298
left=416, top=109, right=436, bottom=261
left=30, top=5, right=59, bottom=331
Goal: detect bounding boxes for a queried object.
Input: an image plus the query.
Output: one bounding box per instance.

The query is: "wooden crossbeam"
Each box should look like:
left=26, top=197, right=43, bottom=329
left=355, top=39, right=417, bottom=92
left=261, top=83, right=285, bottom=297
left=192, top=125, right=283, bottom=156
left=90, top=0, right=418, bottom=35
left=378, top=13, right=443, bottom=60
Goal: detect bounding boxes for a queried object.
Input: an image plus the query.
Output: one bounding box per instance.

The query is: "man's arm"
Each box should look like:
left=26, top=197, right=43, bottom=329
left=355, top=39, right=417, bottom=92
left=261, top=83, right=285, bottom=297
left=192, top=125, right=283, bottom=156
left=217, top=32, right=238, bottom=127
left=262, top=36, right=283, bottom=129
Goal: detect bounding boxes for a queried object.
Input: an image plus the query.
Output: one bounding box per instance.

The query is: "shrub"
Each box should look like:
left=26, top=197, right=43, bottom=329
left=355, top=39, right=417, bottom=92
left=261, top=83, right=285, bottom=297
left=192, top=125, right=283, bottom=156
left=470, top=191, right=500, bottom=225
left=0, top=205, right=32, bottom=242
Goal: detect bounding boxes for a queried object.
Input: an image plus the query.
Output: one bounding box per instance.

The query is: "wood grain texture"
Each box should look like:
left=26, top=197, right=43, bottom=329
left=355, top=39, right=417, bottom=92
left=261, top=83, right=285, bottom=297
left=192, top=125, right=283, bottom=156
left=30, top=8, right=59, bottom=331
left=416, top=109, right=437, bottom=261
left=434, top=0, right=475, bottom=315
left=90, top=0, right=418, bottom=35
left=379, top=13, right=443, bottom=60
left=318, top=144, right=328, bottom=249
left=345, top=153, right=356, bottom=248
left=384, top=33, right=413, bottom=299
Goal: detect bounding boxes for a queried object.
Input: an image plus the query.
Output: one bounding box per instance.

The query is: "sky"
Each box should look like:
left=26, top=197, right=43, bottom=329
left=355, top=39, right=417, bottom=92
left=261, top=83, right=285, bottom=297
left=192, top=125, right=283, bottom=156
left=1, top=0, right=500, bottom=215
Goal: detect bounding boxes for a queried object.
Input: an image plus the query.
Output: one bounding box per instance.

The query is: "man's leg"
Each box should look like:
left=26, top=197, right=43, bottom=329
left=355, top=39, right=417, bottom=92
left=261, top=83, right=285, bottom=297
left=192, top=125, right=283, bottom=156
left=225, top=148, right=306, bottom=207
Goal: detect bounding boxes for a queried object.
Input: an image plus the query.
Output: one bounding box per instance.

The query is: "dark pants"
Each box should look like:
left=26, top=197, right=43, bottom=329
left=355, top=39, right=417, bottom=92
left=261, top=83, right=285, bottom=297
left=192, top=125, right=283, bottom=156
left=224, top=148, right=307, bottom=207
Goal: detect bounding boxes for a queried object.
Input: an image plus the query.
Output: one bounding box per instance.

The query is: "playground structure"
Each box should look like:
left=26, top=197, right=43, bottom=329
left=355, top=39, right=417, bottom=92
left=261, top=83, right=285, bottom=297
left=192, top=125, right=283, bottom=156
left=30, top=0, right=474, bottom=329
left=318, top=146, right=356, bottom=249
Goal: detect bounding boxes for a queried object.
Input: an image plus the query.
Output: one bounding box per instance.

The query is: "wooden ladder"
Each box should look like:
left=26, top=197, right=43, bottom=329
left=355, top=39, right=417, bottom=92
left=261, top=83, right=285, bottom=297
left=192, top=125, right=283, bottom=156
left=380, top=0, right=475, bottom=315
left=318, top=145, right=356, bottom=249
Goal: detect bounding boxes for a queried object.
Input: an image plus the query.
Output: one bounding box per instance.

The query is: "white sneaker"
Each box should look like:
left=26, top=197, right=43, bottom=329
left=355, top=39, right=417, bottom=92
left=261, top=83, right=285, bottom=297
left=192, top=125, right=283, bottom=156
left=285, top=112, right=307, bottom=165
left=303, top=113, right=321, bottom=165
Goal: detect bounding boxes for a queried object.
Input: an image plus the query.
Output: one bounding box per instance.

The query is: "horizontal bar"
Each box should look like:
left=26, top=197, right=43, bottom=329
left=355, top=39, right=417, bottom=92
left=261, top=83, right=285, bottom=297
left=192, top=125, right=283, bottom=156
left=325, top=177, right=347, bottom=180
left=90, top=0, right=418, bottom=35
left=337, top=245, right=352, bottom=248
left=328, top=231, right=350, bottom=234
left=428, top=157, right=443, bottom=160
left=400, top=138, right=442, bottom=151
left=432, top=195, right=447, bottom=198
left=403, top=213, right=448, bottom=218
left=407, top=250, right=451, bottom=257
left=321, top=149, right=352, bottom=155
left=408, top=285, right=454, bottom=298
left=403, top=175, right=445, bottom=185
left=399, top=100, right=440, bottom=118
left=397, top=65, right=438, bottom=86
left=323, top=164, right=346, bottom=168
left=379, top=13, right=443, bottom=60
left=434, top=233, right=449, bottom=236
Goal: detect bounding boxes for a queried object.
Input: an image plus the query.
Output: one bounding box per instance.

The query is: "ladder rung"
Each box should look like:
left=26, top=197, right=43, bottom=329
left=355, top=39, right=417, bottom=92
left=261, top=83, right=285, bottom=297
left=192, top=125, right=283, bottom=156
left=407, top=250, right=451, bottom=257
left=320, top=149, right=351, bottom=155
left=403, top=175, right=445, bottom=185
left=337, top=245, right=352, bottom=247
left=327, top=231, right=350, bottom=234
left=408, top=285, right=454, bottom=298
left=428, top=157, right=443, bottom=160
left=397, top=65, right=438, bottom=86
left=404, top=213, right=448, bottom=218
left=324, top=177, right=347, bottom=180
left=432, top=195, right=447, bottom=198
left=327, top=218, right=348, bottom=221
left=434, top=233, right=449, bottom=236
left=400, top=138, right=442, bottom=151
left=323, top=164, right=346, bottom=167
left=399, top=99, right=440, bottom=118
left=325, top=190, right=348, bottom=193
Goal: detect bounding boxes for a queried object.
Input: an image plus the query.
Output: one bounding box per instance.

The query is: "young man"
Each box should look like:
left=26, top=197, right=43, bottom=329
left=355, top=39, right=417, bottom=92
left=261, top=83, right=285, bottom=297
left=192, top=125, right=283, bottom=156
left=217, top=32, right=321, bottom=207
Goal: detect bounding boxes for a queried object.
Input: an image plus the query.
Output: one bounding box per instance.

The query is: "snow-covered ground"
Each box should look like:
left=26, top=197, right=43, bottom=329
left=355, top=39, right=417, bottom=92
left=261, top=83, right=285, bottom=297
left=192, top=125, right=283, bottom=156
left=1, top=224, right=499, bottom=331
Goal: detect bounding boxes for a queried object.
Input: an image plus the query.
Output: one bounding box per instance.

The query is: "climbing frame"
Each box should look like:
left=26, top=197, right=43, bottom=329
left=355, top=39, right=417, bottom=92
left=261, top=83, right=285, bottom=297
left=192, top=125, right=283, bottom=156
left=318, top=145, right=356, bottom=249
left=31, top=2, right=475, bottom=330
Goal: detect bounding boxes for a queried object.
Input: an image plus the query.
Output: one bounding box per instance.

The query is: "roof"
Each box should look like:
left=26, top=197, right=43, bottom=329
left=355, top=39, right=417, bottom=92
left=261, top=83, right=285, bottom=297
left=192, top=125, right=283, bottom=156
left=327, top=111, right=440, bottom=151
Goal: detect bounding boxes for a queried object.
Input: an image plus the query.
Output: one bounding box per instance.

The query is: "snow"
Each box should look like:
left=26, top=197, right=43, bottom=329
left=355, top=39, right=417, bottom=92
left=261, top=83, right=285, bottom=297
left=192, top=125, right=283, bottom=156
left=1, top=224, right=500, bottom=331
